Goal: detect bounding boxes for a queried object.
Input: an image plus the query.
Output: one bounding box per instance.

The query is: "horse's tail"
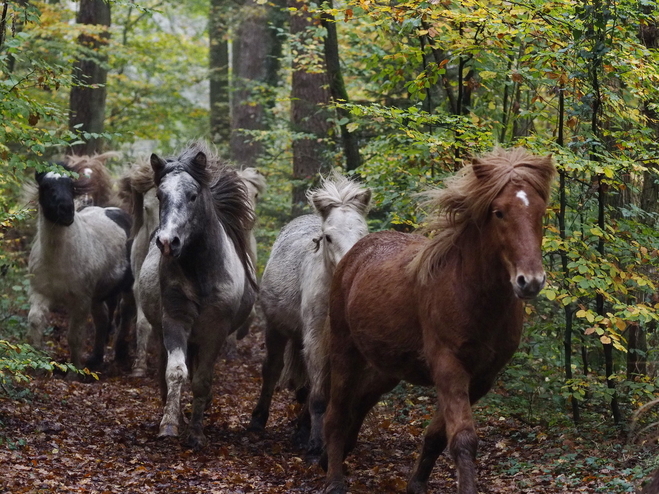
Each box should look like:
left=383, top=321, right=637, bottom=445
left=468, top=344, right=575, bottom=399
left=277, top=340, right=308, bottom=393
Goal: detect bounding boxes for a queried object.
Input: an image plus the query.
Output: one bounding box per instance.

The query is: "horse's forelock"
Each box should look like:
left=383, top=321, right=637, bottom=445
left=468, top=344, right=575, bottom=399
left=308, top=172, right=371, bottom=218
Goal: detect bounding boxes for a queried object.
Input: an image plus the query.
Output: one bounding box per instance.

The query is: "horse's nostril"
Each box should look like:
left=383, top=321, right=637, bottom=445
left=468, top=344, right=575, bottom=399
left=171, top=237, right=181, bottom=248
left=517, top=275, right=527, bottom=288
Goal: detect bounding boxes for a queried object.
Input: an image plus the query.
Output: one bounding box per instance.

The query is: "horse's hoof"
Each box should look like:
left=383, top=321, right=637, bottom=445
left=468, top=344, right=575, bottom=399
left=246, top=419, right=265, bottom=433
left=158, top=424, right=179, bottom=438
left=184, top=431, right=207, bottom=450
left=323, top=480, right=347, bottom=494
left=319, top=451, right=328, bottom=472
left=292, top=425, right=310, bottom=449
left=406, top=479, right=428, bottom=494
left=131, top=367, right=146, bottom=378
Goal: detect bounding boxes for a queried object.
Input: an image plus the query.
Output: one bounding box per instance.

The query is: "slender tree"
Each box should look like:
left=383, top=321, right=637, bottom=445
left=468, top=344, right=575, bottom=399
left=321, top=6, right=361, bottom=171
left=68, top=0, right=111, bottom=156
left=289, top=0, right=332, bottom=214
left=209, top=0, right=230, bottom=149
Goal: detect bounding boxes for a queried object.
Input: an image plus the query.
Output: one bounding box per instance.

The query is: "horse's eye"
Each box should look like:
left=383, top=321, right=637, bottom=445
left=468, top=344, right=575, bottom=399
left=325, top=235, right=333, bottom=243
left=494, top=210, right=504, bottom=219
left=190, top=193, right=198, bottom=202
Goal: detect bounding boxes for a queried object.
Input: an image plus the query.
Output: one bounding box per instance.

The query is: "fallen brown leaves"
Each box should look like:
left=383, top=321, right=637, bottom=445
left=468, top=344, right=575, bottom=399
left=0, top=320, right=646, bottom=493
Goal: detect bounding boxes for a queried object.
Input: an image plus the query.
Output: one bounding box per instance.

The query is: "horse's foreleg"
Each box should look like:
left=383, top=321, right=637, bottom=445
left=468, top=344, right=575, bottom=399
left=88, top=300, right=109, bottom=369
left=248, top=325, right=288, bottom=432
left=158, top=315, right=188, bottom=439
left=435, top=356, right=479, bottom=494
left=27, top=292, right=49, bottom=350
left=68, top=305, right=91, bottom=369
left=186, top=335, right=223, bottom=449
left=407, top=411, right=447, bottom=494
left=114, top=290, right=136, bottom=368
left=132, top=305, right=152, bottom=377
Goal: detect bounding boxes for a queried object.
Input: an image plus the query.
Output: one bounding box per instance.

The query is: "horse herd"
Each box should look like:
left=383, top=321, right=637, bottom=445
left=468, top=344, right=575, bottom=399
left=24, top=141, right=556, bottom=494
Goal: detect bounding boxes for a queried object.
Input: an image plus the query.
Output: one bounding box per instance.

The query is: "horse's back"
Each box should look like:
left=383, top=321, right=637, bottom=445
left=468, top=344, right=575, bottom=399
left=260, top=214, right=322, bottom=332
left=29, top=206, right=129, bottom=303
left=331, top=231, right=432, bottom=383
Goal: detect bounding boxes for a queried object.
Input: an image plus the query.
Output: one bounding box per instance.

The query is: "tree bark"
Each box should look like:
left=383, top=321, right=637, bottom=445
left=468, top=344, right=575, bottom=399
left=289, top=0, right=332, bottom=215
left=68, top=0, right=111, bottom=156
left=209, top=0, right=230, bottom=149
left=230, top=0, right=284, bottom=167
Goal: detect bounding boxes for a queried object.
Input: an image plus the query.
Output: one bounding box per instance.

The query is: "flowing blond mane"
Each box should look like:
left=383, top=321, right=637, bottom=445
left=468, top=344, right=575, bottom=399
left=409, top=147, right=556, bottom=284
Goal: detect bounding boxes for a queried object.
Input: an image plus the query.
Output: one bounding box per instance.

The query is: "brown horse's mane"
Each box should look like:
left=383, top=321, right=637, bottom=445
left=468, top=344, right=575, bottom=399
left=409, top=147, right=556, bottom=284
left=119, top=156, right=156, bottom=237
left=166, top=141, right=258, bottom=290
left=65, top=152, right=119, bottom=207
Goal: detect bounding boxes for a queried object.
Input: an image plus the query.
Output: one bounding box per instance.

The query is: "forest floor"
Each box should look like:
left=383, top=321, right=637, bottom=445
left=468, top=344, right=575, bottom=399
left=0, top=312, right=654, bottom=494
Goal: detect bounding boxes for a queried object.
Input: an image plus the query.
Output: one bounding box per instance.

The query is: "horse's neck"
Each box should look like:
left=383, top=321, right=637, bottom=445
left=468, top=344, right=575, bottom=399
left=37, top=211, right=77, bottom=251
left=179, top=216, right=225, bottom=271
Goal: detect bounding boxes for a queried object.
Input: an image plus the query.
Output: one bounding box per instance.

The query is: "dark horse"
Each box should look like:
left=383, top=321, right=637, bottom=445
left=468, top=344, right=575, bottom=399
left=322, top=148, right=555, bottom=494
left=138, top=141, right=257, bottom=448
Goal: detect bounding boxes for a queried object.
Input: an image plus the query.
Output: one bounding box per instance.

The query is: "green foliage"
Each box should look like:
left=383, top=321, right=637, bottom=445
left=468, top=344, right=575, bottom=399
left=0, top=340, right=96, bottom=393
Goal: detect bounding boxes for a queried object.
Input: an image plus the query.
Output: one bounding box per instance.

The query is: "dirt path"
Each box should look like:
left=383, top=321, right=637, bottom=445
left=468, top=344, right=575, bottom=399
left=0, top=323, right=645, bottom=493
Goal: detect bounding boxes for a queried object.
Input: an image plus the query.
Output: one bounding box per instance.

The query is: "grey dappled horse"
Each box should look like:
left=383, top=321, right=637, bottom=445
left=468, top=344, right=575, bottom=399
left=249, top=173, right=371, bottom=456
left=138, top=141, right=257, bottom=448
left=27, top=166, right=133, bottom=370
left=126, top=161, right=265, bottom=375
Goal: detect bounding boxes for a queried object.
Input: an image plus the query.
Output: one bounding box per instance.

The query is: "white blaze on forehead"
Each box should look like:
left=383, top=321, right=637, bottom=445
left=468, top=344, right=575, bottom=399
left=83, top=167, right=93, bottom=177
left=516, top=190, right=529, bottom=207
left=44, top=172, right=63, bottom=180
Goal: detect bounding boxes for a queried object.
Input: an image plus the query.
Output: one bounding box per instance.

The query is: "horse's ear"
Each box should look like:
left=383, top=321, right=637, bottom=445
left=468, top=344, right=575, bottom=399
left=354, top=189, right=372, bottom=214
left=471, top=158, right=490, bottom=180
left=193, top=152, right=207, bottom=169
left=150, top=153, right=166, bottom=184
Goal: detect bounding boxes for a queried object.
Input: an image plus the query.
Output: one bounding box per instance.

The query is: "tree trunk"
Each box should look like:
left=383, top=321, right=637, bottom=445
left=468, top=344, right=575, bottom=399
left=209, top=0, right=230, bottom=149
left=230, top=0, right=283, bottom=167
left=68, top=0, right=111, bottom=156
left=289, top=0, right=332, bottom=215
left=321, top=5, right=361, bottom=172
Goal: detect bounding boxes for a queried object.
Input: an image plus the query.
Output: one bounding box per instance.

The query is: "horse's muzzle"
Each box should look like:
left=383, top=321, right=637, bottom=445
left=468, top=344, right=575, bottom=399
left=156, top=235, right=181, bottom=258
left=513, top=272, right=546, bottom=300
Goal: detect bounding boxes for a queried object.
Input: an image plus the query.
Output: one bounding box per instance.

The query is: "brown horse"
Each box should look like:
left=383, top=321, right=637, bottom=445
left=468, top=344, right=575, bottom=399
left=322, top=148, right=555, bottom=494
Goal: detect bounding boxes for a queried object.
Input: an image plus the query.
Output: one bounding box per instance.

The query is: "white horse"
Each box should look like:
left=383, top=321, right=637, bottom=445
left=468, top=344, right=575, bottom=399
left=27, top=166, right=133, bottom=369
left=127, top=162, right=266, bottom=375
left=249, top=173, right=371, bottom=456
left=138, top=141, right=257, bottom=448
